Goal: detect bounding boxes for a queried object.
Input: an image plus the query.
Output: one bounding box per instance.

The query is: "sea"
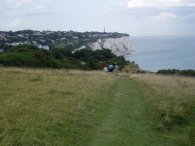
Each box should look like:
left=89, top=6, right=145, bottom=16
left=126, top=36, right=195, bottom=72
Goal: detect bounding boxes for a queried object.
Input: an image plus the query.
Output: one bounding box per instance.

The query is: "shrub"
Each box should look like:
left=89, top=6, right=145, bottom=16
left=157, top=69, right=195, bottom=77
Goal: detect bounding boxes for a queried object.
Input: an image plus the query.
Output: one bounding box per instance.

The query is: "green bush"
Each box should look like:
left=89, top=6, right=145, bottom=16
left=157, top=69, right=195, bottom=77
left=0, top=46, right=63, bottom=68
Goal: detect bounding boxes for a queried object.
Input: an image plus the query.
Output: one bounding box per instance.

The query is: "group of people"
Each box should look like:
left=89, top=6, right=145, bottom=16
left=104, top=64, right=119, bottom=77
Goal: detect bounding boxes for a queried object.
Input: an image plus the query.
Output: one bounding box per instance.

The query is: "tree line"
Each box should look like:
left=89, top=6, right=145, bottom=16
left=0, top=44, right=137, bottom=70
left=157, top=69, right=195, bottom=77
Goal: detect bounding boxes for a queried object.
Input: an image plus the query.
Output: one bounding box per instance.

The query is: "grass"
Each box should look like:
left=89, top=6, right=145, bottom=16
left=91, top=77, right=175, bottom=146
left=132, top=73, right=195, bottom=146
left=0, top=67, right=116, bottom=145
left=0, top=67, right=194, bottom=146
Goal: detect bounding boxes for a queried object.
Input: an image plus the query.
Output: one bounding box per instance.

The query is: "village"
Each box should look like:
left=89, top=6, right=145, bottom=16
left=0, top=30, right=129, bottom=52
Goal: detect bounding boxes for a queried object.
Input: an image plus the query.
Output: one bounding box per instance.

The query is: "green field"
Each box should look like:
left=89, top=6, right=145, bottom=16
left=0, top=67, right=194, bottom=146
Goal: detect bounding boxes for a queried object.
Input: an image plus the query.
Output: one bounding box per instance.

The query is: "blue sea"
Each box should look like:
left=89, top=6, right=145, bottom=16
left=126, top=36, right=195, bottom=72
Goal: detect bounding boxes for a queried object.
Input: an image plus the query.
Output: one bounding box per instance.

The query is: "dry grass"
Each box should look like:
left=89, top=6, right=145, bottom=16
left=131, top=73, right=195, bottom=145
left=1, top=67, right=194, bottom=145
left=0, top=67, right=116, bottom=146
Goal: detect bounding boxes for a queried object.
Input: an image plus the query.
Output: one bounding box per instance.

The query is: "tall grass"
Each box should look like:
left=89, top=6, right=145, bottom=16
left=133, top=73, right=195, bottom=145
left=0, top=67, right=116, bottom=146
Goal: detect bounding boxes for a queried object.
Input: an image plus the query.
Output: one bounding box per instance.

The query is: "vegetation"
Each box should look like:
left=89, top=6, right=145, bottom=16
left=0, top=68, right=194, bottom=145
left=92, top=77, right=169, bottom=146
left=122, top=61, right=140, bottom=73
left=157, top=69, right=195, bottom=77
left=0, top=68, right=116, bottom=145
left=0, top=45, right=63, bottom=68
left=134, top=73, right=195, bottom=146
left=0, top=44, right=134, bottom=70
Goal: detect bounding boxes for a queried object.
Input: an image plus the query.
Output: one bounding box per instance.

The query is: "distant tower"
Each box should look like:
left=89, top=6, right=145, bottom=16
left=104, top=27, right=106, bottom=33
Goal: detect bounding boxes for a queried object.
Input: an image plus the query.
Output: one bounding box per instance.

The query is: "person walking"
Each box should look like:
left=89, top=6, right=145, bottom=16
left=114, top=64, right=119, bottom=77
left=108, top=64, right=114, bottom=72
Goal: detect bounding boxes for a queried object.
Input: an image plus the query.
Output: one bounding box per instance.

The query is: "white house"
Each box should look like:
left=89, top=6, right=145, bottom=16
left=37, top=45, right=49, bottom=50
left=73, top=36, right=78, bottom=40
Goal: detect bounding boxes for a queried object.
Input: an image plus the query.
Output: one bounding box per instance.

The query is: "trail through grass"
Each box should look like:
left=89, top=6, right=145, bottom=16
left=91, top=76, right=176, bottom=146
left=0, top=68, right=194, bottom=145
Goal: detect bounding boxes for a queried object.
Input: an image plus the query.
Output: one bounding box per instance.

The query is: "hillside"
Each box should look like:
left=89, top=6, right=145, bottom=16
left=0, top=44, right=139, bottom=70
left=0, top=67, right=194, bottom=146
left=0, top=30, right=131, bottom=56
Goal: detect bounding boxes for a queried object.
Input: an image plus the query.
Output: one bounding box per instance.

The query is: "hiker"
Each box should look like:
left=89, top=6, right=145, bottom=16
left=114, top=64, right=119, bottom=77
left=108, top=64, right=114, bottom=72
left=103, top=66, right=108, bottom=72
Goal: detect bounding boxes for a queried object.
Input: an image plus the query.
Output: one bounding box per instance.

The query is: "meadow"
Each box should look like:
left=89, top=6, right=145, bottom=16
left=133, top=73, right=195, bottom=146
left=0, top=67, right=116, bottom=145
left=0, top=67, right=194, bottom=146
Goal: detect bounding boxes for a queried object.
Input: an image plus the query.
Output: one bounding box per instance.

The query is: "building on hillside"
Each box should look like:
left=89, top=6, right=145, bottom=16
left=0, top=33, right=6, bottom=40
left=61, top=37, right=67, bottom=41
left=17, top=34, right=26, bottom=38
left=10, top=42, right=23, bottom=46
left=33, top=31, right=43, bottom=36
left=37, top=45, right=49, bottom=50
left=73, top=36, right=78, bottom=40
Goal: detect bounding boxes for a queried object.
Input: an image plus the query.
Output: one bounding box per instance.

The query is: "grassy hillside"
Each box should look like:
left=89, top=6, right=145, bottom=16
left=0, top=67, right=194, bottom=146
left=132, top=73, right=195, bottom=145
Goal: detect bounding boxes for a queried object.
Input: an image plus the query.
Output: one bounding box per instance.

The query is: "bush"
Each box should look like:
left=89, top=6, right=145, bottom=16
left=157, top=69, right=195, bottom=77
left=0, top=46, right=63, bottom=68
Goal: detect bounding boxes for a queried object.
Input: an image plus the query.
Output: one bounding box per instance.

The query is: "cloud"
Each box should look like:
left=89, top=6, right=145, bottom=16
left=179, top=13, right=195, bottom=22
left=25, top=11, right=54, bottom=16
left=151, top=12, right=177, bottom=21
left=7, top=18, right=22, bottom=27
left=5, top=0, right=53, bottom=9
left=37, top=4, right=45, bottom=9
left=128, top=0, right=195, bottom=8
left=5, top=0, right=30, bottom=9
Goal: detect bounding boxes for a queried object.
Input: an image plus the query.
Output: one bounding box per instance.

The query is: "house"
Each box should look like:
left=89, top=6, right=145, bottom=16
left=10, top=42, right=23, bottom=46
left=37, top=45, right=49, bottom=50
left=18, top=34, right=25, bottom=38
left=33, top=31, right=42, bottom=36
left=61, top=37, right=67, bottom=41
left=32, top=41, right=37, bottom=45
left=0, top=33, right=6, bottom=40
left=92, top=34, right=98, bottom=37
left=73, top=36, right=78, bottom=40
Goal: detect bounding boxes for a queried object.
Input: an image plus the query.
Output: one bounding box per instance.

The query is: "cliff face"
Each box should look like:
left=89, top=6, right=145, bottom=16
left=88, top=36, right=132, bottom=56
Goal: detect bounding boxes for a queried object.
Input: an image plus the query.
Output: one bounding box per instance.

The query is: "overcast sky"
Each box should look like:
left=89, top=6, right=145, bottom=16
left=1, top=0, right=195, bottom=36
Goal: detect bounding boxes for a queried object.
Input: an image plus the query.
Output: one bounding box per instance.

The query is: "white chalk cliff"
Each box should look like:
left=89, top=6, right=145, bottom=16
left=88, top=36, right=132, bottom=56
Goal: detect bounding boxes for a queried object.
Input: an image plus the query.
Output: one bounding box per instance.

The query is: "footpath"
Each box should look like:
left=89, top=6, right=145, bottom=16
left=91, top=76, right=171, bottom=146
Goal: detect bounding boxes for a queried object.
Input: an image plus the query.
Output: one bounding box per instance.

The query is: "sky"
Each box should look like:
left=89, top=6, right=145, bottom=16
left=0, top=0, right=195, bottom=36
